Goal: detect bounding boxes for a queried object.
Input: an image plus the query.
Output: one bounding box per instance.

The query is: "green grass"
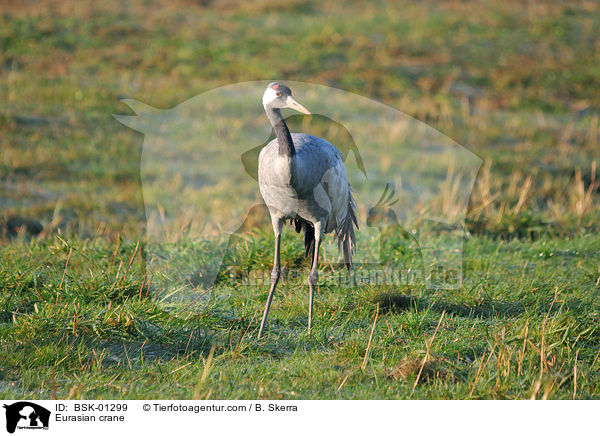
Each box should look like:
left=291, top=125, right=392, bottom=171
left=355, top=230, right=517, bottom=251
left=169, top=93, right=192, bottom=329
left=1, top=233, right=599, bottom=399
left=1, top=0, right=599, bottom=399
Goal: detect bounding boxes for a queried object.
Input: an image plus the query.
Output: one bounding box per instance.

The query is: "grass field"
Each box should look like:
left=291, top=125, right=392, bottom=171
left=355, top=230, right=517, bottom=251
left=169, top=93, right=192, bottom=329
left=1, top=0, right=600, bottom=399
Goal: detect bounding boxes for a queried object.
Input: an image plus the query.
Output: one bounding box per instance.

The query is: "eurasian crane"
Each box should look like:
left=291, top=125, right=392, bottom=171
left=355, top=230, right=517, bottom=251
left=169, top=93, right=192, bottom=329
left=257, top=82, right=358, bottom=338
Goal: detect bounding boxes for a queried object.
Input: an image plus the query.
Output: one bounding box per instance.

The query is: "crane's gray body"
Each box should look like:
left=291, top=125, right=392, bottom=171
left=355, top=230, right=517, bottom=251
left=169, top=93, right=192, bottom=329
left=258, top=133, right=351, bottom=235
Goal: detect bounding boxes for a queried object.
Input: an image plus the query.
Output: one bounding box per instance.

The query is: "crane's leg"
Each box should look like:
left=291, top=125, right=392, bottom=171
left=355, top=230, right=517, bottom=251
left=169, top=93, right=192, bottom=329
left=308, top=221, right=323, bottom=334
left=258, top=218, right=283, bottom=339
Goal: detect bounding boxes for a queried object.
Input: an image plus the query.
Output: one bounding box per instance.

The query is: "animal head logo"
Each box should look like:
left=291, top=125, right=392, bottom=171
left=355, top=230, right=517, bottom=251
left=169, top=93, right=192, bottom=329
left=115, top=81, right=481, bottom=300
left=3, top=402, right=50, bottom=433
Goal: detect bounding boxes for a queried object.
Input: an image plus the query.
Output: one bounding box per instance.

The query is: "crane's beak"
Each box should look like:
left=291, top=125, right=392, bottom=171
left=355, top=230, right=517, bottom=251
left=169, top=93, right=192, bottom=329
left=285, top=96, right=311, bottom=115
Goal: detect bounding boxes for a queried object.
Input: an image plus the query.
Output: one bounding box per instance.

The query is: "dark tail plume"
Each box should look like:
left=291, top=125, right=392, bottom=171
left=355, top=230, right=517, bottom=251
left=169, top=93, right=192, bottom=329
left=336, top=189, right=358, bottom=270
left=294, top=218, right=315, bottom=259
left=293, top=189, right=357, bottom=269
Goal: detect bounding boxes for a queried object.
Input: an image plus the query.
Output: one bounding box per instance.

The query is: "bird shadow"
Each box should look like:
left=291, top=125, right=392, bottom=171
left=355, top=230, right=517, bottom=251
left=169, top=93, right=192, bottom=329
left=373, top=292, right=525, bottom=319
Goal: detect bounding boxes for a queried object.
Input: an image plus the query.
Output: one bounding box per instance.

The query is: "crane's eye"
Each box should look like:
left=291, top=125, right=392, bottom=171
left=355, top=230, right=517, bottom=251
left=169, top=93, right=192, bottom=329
left=275, top=91, right=281, bottom=97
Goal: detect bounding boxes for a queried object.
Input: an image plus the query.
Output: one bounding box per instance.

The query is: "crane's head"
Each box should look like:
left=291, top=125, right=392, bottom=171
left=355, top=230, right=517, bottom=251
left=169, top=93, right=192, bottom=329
left=262, top=82, right=311, bottom=114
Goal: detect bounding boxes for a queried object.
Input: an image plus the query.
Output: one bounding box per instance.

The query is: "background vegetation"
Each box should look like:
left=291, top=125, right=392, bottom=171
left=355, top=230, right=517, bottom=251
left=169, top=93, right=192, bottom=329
left=1, top=0, right=599, bottom=399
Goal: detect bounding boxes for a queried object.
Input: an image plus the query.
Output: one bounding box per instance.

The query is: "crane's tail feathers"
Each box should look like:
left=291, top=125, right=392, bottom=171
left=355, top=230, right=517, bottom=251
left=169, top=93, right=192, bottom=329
left=292, top=190, right=357, bottom=269
left=293, top=218, right=315, bottom=259
left=336, top=191, right=358, bottom=270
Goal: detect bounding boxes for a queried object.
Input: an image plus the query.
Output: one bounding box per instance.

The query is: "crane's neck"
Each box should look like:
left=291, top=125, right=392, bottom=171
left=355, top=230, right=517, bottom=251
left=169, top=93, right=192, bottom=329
left=265, top=106, right=295, bottom=158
